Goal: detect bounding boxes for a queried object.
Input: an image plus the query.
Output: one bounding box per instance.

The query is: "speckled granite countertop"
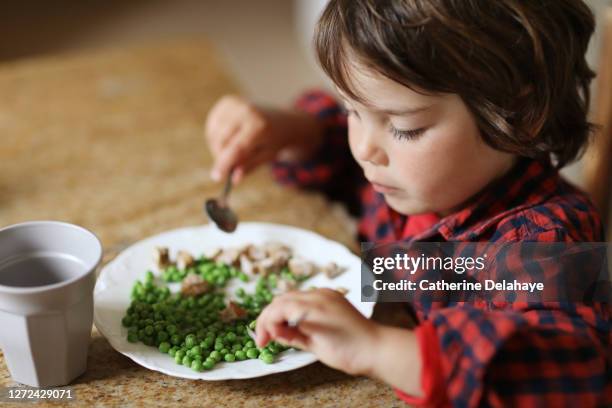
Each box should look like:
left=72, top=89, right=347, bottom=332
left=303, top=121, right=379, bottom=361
left=0, top=41, right=413, bottom=407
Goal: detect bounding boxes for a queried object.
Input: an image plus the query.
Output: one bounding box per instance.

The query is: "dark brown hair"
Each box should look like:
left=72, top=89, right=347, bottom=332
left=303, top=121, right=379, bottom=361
left=314, top=0, right=596, bottom=168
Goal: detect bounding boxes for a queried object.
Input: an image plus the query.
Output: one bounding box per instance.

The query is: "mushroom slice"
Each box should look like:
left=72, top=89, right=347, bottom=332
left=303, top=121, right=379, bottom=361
left=245, top=244, right=267, bottom=261
left=215, top=247, right=242, bottom=267
left=255, top=253, right=287, bottom=276
left=276, top=278, right=298, bottom=293
left=322, top=262, right=346, bottom=279
left=219, top=301, right=248, bottom=322
left=176, top=250, right=195, bottom=270
left=154, top=246, right=172, bottom=269
left=263, top=242, right=292, bottom=259
left=239, top=254, right=254, bottom=275
left=288, top=257, right=317, bottom=279
left=181, top=273, right=212, bottom=297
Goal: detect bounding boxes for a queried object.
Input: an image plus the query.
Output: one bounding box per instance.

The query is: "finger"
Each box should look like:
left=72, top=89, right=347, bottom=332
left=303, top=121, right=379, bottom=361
left=210, top=124, right=258, bottom=181
left=256, top=296, right=317, bottom=348
left=273, top=325, right=310, bottom=349
left=204, top=95, right=246, bottom=155
left=206, top=122, right=240, bottom=157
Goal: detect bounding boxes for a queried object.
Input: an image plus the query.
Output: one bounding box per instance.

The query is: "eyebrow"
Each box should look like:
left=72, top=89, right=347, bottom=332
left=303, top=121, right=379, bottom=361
left=373, top=105, right=432, bottom=116
left=338, top=93, right=432, bottom=116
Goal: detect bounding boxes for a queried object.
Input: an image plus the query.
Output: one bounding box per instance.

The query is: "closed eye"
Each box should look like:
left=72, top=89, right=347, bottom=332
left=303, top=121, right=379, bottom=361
left=389, top=125, right=426, bottom=141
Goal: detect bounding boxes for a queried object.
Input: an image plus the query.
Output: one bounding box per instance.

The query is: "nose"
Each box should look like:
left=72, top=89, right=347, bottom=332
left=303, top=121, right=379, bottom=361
left=352, top=126, right=387, bottom=166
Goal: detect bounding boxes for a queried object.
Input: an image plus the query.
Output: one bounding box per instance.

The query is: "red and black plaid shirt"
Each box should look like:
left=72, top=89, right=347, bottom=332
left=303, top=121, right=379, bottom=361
left=272, top=91, right=611, bottom=407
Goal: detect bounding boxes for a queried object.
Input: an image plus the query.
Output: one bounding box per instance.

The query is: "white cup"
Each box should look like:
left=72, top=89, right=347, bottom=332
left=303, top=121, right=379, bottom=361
left=0, top=221, right=102, bottom=387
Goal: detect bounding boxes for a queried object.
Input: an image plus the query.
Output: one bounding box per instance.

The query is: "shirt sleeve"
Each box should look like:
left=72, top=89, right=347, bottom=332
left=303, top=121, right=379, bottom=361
left=394, top=320, right=450, bottom=407
left=424, top=229, right=611, bottom=407
left=270, top=90, right=366, bottom=216
left=429, top=302, right=610, bottom=407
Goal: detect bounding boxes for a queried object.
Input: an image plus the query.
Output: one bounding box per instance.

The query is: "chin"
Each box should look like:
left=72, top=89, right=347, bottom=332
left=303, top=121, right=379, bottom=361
left=384, top=194, right=431, bottom=215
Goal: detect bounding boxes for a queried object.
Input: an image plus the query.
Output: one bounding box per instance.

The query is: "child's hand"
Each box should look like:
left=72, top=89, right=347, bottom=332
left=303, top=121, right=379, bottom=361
left=204, top=95, right=325, bottom=184
left=255, top=288, right=380, bottom=375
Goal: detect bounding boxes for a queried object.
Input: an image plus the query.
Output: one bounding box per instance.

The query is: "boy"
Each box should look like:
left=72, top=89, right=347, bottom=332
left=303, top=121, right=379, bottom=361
left=205, top=0, right=610, bottom=406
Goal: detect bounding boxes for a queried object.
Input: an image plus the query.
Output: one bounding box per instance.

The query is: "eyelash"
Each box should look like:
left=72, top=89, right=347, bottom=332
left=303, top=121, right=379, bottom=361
left=389, top=125, right=426, bottom=141
left=344, top=108, right=426, bottom=141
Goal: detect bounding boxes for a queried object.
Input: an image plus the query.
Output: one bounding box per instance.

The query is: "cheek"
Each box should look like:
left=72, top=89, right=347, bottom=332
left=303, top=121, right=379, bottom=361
left=410, top=128, right=505, bottom=208
left=347, top=117, right=364, bottom=157
left=389, top=122, right=488, bottom=204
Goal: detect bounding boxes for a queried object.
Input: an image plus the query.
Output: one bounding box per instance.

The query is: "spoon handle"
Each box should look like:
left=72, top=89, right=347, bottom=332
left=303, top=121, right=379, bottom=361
left=221, top=168, right=234, bottom=205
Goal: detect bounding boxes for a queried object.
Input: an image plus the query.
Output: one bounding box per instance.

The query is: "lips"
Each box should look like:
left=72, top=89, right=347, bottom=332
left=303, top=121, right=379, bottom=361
left=369, top=180, right=400, bottom=194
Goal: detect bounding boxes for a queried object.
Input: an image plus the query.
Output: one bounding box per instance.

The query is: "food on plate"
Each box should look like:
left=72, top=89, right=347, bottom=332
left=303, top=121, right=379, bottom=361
left=122, top=242, right=346, bottom=372
left=181, top=273, right=212, bottom=297
left=154, top=246, right=172, bottom=269
left=219, top=301, right=249, bottom=322
left=176, top=250, right=195, bottom=270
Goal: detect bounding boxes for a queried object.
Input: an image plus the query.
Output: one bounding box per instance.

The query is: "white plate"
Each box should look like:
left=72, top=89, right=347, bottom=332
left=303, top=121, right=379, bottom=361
left=93, top=222, right=375, bottom=380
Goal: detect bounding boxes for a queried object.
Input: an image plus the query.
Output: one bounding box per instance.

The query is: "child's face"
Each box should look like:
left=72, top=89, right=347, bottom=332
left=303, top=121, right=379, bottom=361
left=340, top=63, right=517, bottom=216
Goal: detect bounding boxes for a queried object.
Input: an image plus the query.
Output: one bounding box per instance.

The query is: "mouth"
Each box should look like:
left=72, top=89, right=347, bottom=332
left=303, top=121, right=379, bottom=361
left=369, top=180, right=400, bottom=194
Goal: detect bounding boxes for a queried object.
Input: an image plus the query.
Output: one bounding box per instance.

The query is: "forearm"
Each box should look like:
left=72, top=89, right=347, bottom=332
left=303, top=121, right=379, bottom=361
left=366, top=325, right=423, bottom=397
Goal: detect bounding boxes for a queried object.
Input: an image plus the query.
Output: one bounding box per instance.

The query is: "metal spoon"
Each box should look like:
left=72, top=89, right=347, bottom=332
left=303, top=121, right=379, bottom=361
left=205, top=169, right=238, bottom=233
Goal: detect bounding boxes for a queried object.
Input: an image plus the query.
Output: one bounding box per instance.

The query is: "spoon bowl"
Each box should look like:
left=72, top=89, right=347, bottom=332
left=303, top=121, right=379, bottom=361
left=205, top=169, right=238, bottom=233
left=205, top=198, right=238, bottom=233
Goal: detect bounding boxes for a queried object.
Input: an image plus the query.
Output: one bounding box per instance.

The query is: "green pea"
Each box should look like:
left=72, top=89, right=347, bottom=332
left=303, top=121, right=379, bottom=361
left=259, top=352, right=274, bottom=364
left=169, top=347, right=178, bottom=357
left=144, top=325, right=154, bottom=336
left=190, top=346, right=202, bottom=357
left=220, top=348, right=229, bottom=356
left=209, top=351, right=222, bottom=362
left=182, top=355, right=193, bottom=367
left=191, top=359, right=203, bottom=372
left=127, top=332, right=138, bottom=343
left=174, top=350, right=185, bottom=364
left=145, top=271, right=154, bottom=283
left=166, top=324, right=177, bottom=335
left=203, top=358, right=215, bottom=370
left=137, top=329, right=146, bottom=340
left=170, top=334, right=182, bottom=346
left=185, top=334, right=197, bottom=348
left=214, top=342, right=224, bottom=351
left=235, top=350, right=246, bottom=361
left=158, top=342, right=171, bottom=353
left=122, top=316, right=132, bottom=327
left=224, top=353, right=236, bottom=362
left=246, top=348, right=259, bottom=359
left=157, top=331, right=169, bottom=342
